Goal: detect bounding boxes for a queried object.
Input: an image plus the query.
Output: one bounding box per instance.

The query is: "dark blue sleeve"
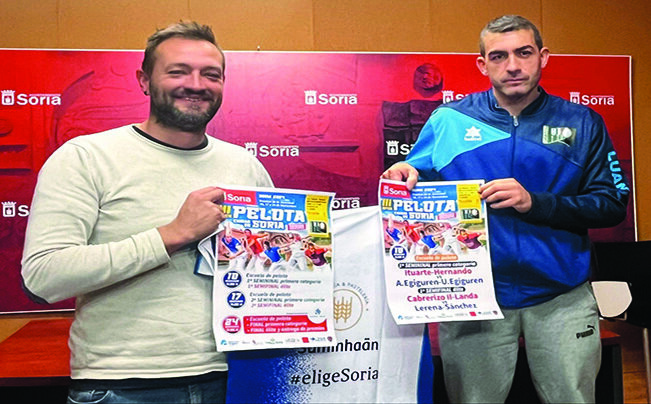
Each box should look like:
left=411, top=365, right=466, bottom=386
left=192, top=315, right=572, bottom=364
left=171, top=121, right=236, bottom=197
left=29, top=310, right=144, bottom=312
left=523, top=112, right=629, bottom=230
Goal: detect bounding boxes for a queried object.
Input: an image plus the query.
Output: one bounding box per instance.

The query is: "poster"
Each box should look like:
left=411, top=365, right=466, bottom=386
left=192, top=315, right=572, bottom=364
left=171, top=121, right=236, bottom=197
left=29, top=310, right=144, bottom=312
left=225, top=206, right=434, bottom=403
left=0, top=50, right=634, bottom=313
left=379, top=179, right=503, bottom=324
left=195, top=185, right=337, bottom=351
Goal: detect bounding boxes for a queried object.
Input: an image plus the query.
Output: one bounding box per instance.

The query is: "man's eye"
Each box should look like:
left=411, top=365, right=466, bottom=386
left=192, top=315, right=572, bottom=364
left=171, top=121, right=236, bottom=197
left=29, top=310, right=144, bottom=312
left=490, top=54, right=505, bottom=62
left=206, top=73, right=223, bottom=81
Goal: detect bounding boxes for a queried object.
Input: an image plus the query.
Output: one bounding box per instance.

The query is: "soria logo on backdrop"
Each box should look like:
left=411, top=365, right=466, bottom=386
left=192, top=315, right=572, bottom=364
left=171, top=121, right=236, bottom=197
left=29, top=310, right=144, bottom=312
left=304, top=90, right=358, bottom=106
left=442, top=90, right=468, bottom=104
left=245, top=142, right=300, bottom=158
left=569, top=92, right=615, bottom=106
left=385, top=140, right=414, bottom=157
left=331, top=197, right=360, bottom=210
left=1, top=90, right=61, bottom=106
left=2, top=201, right=29, bottom=218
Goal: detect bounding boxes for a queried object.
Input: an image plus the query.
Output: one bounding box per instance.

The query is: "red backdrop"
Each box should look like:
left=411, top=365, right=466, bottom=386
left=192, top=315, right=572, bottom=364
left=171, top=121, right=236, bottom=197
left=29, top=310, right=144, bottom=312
left=0, top=50, right=634, bottom=313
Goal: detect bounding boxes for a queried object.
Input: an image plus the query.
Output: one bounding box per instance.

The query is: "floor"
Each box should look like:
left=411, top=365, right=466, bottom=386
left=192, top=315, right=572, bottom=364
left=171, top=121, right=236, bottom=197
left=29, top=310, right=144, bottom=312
left=601, top=320, right=649, bottom=403
left=0, top=317, right=648, bottom=403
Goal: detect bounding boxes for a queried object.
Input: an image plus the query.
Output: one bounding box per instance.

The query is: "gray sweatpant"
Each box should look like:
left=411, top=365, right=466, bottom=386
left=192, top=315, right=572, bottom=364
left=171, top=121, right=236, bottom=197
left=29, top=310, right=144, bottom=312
left=439, top=282, right=601, bottom=403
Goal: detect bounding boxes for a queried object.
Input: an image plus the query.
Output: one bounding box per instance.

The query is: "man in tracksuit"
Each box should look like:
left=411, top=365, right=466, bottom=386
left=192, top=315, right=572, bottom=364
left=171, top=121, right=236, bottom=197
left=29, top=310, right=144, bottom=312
left=382, top=15, right=629, bottom=403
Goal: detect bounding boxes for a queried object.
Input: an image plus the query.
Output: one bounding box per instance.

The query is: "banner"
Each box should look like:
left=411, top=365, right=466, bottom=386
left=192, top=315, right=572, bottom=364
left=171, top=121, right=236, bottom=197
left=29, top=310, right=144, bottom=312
left=225, top=207, right=433, bottom=403
left=379, top=179, right=502, bottom=324
left=0, top=50, right=634, bottom=313
left=195, top=186, right=336, bottom=351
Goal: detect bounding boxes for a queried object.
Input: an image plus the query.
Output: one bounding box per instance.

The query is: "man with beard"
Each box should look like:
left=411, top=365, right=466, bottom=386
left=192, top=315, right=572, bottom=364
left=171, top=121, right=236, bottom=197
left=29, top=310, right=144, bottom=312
left=21, top=21, right=272, bottom=404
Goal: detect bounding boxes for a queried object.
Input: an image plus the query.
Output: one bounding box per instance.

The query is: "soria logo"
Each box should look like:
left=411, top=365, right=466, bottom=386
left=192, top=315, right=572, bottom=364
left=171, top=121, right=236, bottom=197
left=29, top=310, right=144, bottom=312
left=380, top=183, right=410, bottom=199
left=245, top=142, right=299, bottom=158
left=385, top=140, right=414, bottom=156
left=442, top=90, right=468, bottom=104
left=304, top=90, right=358, bottom=105
left=331, top=197, right=360, bottom=210
left=223, top=189, right=257, bottom=205
left=2, top=201, right=29, bottom=217
left=1, top=89, right=61, bottom=106
left=569, top=92, right=615, bottom=106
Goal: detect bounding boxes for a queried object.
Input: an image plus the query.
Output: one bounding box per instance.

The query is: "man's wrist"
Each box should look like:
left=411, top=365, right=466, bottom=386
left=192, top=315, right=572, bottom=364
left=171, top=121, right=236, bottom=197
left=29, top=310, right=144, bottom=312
left=158, top=224, right=190, bottom=255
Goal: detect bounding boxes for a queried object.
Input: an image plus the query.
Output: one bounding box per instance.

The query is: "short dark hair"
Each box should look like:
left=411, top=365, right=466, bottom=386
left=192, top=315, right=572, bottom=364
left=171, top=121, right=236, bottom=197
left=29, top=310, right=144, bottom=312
left=141, top=21, right=225, bottom=76
left=479, top=15, right=543, bottom=56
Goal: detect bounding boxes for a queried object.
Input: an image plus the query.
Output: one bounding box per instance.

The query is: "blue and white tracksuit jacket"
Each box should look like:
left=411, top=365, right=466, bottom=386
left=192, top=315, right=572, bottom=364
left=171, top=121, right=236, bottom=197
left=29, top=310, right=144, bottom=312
left=406, top=88, right=630, bottom=309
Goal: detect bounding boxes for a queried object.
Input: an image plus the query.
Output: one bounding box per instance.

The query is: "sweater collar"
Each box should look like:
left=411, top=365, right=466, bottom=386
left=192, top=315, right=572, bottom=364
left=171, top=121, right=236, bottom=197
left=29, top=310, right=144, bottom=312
left=132, top=125, right=209, bottom=150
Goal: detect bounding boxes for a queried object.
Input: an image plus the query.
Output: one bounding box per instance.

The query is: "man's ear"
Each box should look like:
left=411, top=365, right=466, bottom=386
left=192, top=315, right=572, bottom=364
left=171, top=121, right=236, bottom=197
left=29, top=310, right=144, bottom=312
left=540, top=47, right=550, bottom=69
left=476, top=56, right=489, bottom=76
left=136, top=70, right=150, bottom=95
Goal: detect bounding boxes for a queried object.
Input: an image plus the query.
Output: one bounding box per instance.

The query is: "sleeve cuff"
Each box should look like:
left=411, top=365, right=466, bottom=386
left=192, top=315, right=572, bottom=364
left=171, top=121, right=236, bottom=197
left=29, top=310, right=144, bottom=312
left=140, top=228, right=171, bottom=265
left=521, top=192, right=555, bottom=223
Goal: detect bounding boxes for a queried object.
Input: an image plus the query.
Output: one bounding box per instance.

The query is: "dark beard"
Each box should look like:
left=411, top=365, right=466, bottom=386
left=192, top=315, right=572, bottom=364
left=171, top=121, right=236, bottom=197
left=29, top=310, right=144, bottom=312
left=149, top=87, right=221, bottom=132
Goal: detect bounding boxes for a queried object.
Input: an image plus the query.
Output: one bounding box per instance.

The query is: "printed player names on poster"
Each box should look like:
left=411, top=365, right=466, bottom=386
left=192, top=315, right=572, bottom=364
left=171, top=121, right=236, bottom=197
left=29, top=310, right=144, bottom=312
left=196, top=186, right=337, bottom=351
left=379, top=179, right=503, bottom=324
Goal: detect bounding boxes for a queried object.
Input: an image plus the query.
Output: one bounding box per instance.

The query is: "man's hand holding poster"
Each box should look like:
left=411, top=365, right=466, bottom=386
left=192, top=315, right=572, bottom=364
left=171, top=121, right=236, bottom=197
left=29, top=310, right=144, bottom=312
left=379, top=179, right=503, bottom=324
left=196, top=186, right=337, bottom=351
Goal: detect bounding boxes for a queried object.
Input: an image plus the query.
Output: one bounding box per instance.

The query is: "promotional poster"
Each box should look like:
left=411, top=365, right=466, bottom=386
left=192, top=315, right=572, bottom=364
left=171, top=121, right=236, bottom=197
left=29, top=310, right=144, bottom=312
left=225, top=207, right=434, bottom=403
left=195, top=186, right=336, bottom=351
left=0, top=50, right=634, bottom=313
left=379, top=179, right=502, bottom=324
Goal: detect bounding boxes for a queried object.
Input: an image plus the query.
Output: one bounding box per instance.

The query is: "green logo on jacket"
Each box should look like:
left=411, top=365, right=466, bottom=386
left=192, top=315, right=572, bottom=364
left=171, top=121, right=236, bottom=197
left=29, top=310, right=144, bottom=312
left=542, top=125, right=576, bottom=146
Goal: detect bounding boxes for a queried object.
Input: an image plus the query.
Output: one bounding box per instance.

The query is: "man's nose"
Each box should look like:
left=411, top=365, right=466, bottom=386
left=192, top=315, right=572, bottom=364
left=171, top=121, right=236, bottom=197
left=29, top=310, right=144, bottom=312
left=505, top=54, right=521, bottom=73
left=185, top=71, right=205, bottom=90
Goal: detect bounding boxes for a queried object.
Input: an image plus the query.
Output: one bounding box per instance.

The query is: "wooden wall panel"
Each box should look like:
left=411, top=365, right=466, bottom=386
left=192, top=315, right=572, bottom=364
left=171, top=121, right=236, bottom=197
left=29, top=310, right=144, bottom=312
left=0, top=0, right=59, bottom=48
left=190, top=0, right=314, bottom=51
left=312, top=0, right=433, bottom=52
left=57, top=0, right=190, bottom=49
left=423, top=0, right=542, bottom=53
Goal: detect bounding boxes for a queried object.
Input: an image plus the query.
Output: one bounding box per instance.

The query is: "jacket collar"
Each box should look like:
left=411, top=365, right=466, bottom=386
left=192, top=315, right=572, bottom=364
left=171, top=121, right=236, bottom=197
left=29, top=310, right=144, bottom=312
left=487, top=87, right=548, bottom=116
